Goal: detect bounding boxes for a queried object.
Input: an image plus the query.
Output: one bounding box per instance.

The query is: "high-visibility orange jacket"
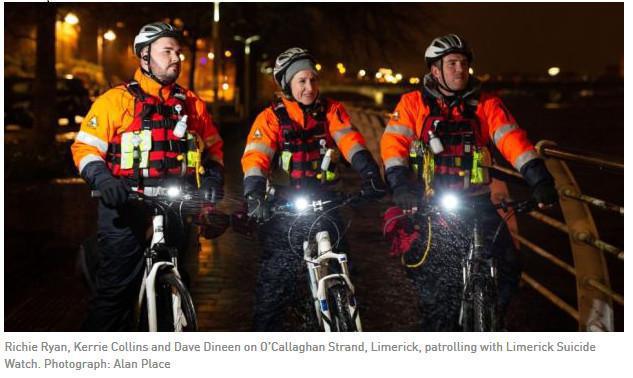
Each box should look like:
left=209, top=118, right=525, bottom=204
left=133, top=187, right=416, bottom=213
left=71, top=69, right=223, bottom=178
left=381, top=89, right=538, bottom=188
left=242, top=96, right=368, bottom=184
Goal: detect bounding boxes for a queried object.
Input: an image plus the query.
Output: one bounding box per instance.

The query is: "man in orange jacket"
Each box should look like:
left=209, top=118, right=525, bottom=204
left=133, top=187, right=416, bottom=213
left=71, top=22, right=224, bottom=331
left=242, top=47, right=386, bottom=330
left=380, top=34, right=558, bottom=330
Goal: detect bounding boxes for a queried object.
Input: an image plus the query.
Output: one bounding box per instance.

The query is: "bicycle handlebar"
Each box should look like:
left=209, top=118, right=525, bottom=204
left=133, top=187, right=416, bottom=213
left=269, top=192, right=362, bottom=215
left=405, top=196, right=535, bottom=216
left=91, top=187, right=216, bottom=204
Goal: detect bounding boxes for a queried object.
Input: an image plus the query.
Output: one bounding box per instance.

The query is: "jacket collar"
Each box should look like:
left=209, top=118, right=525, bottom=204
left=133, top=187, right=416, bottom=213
left=423, top=73, right=481, bottom=107
left=279, top=95, right=326, bottom=125
left=133, top=68, right=175, bottom=99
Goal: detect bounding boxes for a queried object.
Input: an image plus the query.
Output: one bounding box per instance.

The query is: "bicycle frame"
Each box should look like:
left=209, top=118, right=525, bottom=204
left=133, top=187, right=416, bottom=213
left=303, top=231, right=362, bottom=332
left=270, top=194, right=363, bottom=332
left=138, top=214, right=187, bottom=332
left=405, top=194, right=530, bottom=331
left=458, top=213, right=498, bottom=331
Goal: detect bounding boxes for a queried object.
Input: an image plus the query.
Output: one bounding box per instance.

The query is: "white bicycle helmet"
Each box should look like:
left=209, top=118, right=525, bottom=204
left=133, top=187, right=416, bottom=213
left=273, top=47, right=316, bottom=93
left=133, top=22, right=181, bottom=58
left=424, top=34, right=473, bottom=67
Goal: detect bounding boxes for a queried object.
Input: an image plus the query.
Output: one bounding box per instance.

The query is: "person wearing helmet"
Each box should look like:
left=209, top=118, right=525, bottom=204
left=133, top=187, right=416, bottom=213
left=71, top=22, right=225, bottom=331
left=380, top=34, right=558, bottom=331
left=241, top=47, right=386, bottom=330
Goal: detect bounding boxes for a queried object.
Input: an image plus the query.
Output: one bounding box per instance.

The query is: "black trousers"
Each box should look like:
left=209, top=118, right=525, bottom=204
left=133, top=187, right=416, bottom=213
left=403, top=196, right=521, bottom=331
left=252, top=209, right=348, bottom=331
left=81, top=201, right=192, bottom=331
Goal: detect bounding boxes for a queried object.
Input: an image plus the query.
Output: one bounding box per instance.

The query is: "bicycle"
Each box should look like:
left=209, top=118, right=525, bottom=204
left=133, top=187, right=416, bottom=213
left=396, top=192, right=533, bottom=332
left=90, top=185, right=214, bottom=332
left=266, top=192, right=364, bottom=332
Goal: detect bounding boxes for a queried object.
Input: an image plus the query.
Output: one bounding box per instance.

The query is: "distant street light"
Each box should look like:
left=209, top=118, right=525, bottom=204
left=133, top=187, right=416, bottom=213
left=207, top=52, right=215, bottom=60
left=64, top=13, right=79, bottom=25
left=548, top=67, right=561, bottom=77
left=315, top=63, right=322, bottom=71
left=224, top=50, right=232, bottom=58
left=234, top=34, right=261, bottom=118
left=358, top=69, right=366, bottom=78
left=104, top=30, right=117, bottom=41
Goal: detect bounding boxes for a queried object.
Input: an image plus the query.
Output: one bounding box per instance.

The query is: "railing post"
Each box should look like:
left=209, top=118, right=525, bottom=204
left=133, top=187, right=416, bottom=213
left=536, top=140, right=614, bottom=331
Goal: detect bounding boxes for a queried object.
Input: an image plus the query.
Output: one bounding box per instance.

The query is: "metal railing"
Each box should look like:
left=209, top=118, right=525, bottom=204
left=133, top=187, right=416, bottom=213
left=349, top=106, right=623, bottom=331
left=488, top=140, right=623, bottom=331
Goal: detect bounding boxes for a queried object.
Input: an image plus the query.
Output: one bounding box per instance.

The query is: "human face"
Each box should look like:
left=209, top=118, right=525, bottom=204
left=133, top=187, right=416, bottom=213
left=290, top=70, right=319, bottom=105
left=141, top=37, right=182, bottom=84
left=431, top=53, right=470, bottom=93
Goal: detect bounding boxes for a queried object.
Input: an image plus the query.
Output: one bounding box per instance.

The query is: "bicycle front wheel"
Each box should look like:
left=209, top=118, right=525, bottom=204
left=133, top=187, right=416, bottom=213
left=155, top=271, right=198, bottom=332
left=472, top=279, right=496, bottom=332
left=326, top=283, right=358, bottom=332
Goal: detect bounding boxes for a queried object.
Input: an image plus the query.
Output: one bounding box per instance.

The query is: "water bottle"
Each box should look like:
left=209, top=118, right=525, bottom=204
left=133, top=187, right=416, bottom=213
left=428, top=130, right=444, bottom=154
left=320, top=148, right=333, bottom=171
left=173, top=115, right=188, bottom=138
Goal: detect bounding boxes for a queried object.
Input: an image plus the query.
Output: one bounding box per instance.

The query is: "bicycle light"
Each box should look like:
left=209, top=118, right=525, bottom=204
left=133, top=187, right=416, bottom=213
left=440, top=192, right=460, bottom=211
left=294, top=197, right=309, bottom=211
left=166, top=186, right=181, bottom=198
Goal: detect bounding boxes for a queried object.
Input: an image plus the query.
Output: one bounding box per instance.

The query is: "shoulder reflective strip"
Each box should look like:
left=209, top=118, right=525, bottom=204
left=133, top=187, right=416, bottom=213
left=76, top=131, right=108, bottom=153
left=332, top=126, right=354, bottom=143
left=345, top=143, right=367, bottom=162
left=244, top=142, right=275, bottom=159
left=513, top=149, right=539, bottom=172
left=385, top=124, right=415, bottom=138
left=493, top=123, right=519, bottom=146
left=384, top=157, right=409, bottom=170
left=78, top=154, right=105, bottom=175
left=244, top=167, right=266, bottom=178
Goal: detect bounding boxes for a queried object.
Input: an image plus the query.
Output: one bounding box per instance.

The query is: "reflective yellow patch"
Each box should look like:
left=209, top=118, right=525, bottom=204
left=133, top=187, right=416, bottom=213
left=88, top=116, right=98, bottom=129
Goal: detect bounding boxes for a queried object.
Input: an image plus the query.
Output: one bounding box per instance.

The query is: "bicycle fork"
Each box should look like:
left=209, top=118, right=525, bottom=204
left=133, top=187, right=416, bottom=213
left=138, top=214, right=188, bottom=332
left=304, top=231, right=362, bottom=332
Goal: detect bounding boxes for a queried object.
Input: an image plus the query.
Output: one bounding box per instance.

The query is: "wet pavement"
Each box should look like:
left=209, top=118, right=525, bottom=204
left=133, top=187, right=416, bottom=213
left=4, top=93, right=623, bottom=331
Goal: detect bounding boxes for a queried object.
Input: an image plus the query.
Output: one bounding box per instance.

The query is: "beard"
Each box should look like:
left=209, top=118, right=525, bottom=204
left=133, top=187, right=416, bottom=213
left=155, top=64, right=180, bottom=84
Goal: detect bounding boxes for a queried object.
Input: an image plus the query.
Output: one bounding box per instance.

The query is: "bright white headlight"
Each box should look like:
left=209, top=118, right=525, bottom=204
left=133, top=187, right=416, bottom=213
left=441, top=193, right=460, bottom=211
left=166, top=186, right=181, bottom=198
left=294, top=197, right=309, bottom=211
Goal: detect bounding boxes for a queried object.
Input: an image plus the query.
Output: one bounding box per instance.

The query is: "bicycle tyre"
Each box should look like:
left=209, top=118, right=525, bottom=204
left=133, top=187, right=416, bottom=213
left=472, top=279, right=496, bottom=332
left=326, top=283, right=357, bottom=332
left=155, top=271, right=198, bottom=331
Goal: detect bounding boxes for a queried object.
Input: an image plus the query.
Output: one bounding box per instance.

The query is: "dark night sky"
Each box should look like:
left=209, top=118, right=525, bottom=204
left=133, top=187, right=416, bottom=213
left=399, top=2, right=623, bottom=76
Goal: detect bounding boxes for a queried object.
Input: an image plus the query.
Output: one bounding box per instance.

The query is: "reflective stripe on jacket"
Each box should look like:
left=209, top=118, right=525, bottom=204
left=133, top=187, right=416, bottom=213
left=380, top=90, right=537, bottom=176
left=241, top=96, right=368, bottom=182
left=71, top=69, right=223, bottom=177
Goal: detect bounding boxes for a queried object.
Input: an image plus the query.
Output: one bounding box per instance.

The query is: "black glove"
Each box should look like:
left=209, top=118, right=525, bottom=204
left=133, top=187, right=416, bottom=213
left=201, top=161, right=225, bottom=202
left=201, top=176, right=224, bottom=203
left=351, top=150, right=386, bottom=200
left=246, top=193, right=270, bottom=224
left=392, top=185, right=419, bottom=211
left=97, top=176, right=129, bottom=208
left=519, top=158, right=558, bottom=208
left=361, top=173, right=387, bottom=200
left=532, top=180, right=558, bottom=208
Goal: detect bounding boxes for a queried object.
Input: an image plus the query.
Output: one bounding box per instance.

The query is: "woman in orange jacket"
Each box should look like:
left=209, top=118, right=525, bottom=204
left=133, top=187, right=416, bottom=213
left=241, top=47, right=386, bottom=330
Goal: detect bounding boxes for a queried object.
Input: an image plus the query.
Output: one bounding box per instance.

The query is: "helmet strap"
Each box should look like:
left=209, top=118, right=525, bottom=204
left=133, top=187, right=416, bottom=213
left=141, top=43, right=170, bottom=86
left=437, top=57, right=461, bottom=95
